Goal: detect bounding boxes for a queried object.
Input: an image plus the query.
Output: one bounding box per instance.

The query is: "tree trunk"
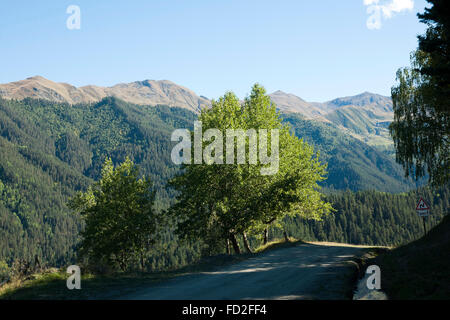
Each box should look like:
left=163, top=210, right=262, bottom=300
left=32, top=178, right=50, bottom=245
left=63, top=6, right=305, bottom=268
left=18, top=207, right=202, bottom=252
left=263, top=228, right=269, bottom=245
left=283, top=230, right=289, bottom=242
left=229, top=234, right=241, bottom=254
left=34, top=255, right=41, bottom=271
left=226, top=239, right=231, bottom=255
left=119, top=252, right=128, bottom=271
left=242, top=232, right=253, bottom=253
left=140, top=252, right=145, bottom=272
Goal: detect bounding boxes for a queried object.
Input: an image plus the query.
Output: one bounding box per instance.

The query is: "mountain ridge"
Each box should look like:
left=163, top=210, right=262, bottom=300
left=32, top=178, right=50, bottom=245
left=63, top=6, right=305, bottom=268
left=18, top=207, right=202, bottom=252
left=0, top=76, right=394, bottom=147
left=0, top=76, right=391, bottom=113
left=0, top=76, right=210, bottom=113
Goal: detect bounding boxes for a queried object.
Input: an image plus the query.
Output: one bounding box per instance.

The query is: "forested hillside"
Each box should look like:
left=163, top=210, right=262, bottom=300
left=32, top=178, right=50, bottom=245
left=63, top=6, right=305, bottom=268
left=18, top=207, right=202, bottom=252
left=0, top=96, right=437, bottom=272
left=282, top=113, right=419, bottom=192
left=0, top=97, right=196, bottom=269
left=278, top=186, right=448, bottom=246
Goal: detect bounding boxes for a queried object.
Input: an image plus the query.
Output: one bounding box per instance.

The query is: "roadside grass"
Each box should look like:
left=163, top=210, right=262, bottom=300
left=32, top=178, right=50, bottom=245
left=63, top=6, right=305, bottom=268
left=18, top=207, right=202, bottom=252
left=0, top=268, right=181, bottom=300
left=0, top=238, right=304, bottom=300
left=374, top=214, right=450, bottom=300
left=253, top=237, right=304, bottom=253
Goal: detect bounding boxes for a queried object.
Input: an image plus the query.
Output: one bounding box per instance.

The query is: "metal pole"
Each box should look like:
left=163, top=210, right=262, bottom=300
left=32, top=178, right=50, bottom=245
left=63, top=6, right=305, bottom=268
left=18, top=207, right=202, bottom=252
left=423, top=216, right=427, bottom=236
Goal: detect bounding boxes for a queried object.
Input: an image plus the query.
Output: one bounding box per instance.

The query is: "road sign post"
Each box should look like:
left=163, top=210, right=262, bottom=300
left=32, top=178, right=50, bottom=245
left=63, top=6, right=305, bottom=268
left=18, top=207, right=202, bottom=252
left=422, top=216, right=427, bottom=235
left=416, top=198, right=430, bottom=236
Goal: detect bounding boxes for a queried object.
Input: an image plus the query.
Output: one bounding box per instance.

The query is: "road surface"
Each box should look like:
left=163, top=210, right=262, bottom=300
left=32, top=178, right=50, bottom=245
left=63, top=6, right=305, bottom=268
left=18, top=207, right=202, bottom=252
left=123, top=242, right=372, bottom=300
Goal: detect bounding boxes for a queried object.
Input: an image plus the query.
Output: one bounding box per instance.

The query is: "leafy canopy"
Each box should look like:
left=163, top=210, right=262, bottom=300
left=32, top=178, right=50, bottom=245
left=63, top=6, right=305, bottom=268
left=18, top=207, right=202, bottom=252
left=69, top=157, right=159, bottom=271
left=169, top=84, right=332, bottom=252
left=390, top=0, right=450, bottom=187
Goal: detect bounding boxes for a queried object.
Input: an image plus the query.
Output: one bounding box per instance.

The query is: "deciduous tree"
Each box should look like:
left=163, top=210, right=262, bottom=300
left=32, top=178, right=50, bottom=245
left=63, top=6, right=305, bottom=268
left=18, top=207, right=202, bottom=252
left=390, top=0, right=450, bottom=186
left=69, top=157, right=159, bottom=271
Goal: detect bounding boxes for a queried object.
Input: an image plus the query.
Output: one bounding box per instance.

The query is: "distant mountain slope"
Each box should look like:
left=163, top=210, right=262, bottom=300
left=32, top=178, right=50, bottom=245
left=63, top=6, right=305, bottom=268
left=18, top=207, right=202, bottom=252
left=0, top=76, right=210, bottom=112
left=323, top=105, right=393, bottom=147
left=281, top=113, right=416, bottom=192
left=271, top=91, right=394, bottom=148
left=323, top=91, right=393, bottom=111
left=322, top=92, right=393, bottom=147
left=269, top=90, right=327, bottom=117
left=0, top=77, right=394, bottom=148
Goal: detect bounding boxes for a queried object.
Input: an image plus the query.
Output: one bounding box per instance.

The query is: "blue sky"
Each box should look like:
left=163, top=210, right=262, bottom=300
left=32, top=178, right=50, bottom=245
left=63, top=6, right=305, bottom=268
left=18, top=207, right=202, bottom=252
left=0, top=0, right=428, bottom=101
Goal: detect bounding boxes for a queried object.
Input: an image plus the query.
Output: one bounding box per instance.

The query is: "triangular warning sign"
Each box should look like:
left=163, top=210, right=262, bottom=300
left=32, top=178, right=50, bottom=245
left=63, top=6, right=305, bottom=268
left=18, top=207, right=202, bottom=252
left=416, top=198, right=430, bottom=211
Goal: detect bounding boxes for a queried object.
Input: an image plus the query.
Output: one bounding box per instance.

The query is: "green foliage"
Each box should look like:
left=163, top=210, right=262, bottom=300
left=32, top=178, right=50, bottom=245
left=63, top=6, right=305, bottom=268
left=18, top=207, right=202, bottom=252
left=417, top=0, right=450, bottom=108
left=69, top=158, right=160, bottom=271
left=390, top=0, right=450, bottom=186
left=0, top=260, right=10, bottom=283
left=169, top=84, right=332, bottom=254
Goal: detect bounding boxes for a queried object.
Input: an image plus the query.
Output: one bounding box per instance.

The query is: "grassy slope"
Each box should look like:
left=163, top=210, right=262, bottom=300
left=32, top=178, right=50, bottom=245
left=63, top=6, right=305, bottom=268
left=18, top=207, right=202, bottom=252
left=375, top=214, right=450, bottom=299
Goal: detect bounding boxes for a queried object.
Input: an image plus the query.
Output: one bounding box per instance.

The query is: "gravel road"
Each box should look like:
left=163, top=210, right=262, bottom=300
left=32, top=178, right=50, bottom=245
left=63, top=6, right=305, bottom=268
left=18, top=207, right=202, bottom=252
left=123, top=242, right=372, bottom=300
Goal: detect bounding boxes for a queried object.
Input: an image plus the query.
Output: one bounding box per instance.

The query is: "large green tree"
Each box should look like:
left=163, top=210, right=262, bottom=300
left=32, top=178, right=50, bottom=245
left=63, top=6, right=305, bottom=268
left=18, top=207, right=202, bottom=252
left=169, top=84, right=331, bottom=254
left=69, top=157, right=160, bottom=271
left=390, top=0, right=450, bottom=186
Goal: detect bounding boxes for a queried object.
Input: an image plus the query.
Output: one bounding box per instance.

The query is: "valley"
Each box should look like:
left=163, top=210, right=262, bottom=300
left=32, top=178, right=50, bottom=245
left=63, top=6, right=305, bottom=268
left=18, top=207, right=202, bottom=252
left=0, top=79, right=444, bottom=273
